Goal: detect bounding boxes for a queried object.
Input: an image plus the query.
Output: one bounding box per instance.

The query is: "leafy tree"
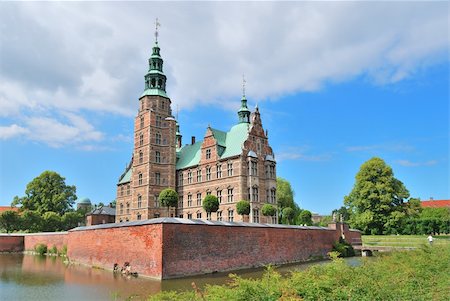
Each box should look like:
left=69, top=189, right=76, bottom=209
left=282, top=207, right=295, bottom=225
left=12, top=171, right=77, bottom=215
left=276, top=177, right=295, bottom=210
left=42, top=212, right=61, bottom=232
left=236, top=200, right=250, bottom=217
left=159, top=188, right=178, bottom=210
left=298, top=210, right=313, bottom=225
left=331, top=206, right=351, bottom=222
left=61, top=211, right=83, bottom=230
left=0, top=210, right=20, bottom=233
left=405, top=198, right=422, bottom=218
left=20, top=210, right=43, bottom=232
left=261, top=204, right=276, bottom=216
left=344, top=157, right=410, bottom=234
left=203, top=195, right=219, bottom=214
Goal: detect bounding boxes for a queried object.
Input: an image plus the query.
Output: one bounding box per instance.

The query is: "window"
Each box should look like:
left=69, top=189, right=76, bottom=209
left=120, top=186, right=124, bottom=196
left=127, top=185, right=130, bottom=195
left=138, top=173, right=143, bottom=185
left=266, top=189, right=270, bottom=202
left=197, top=169, right=202, bottom=182
left=179, top=214, right=184, bottom=219
left=178, top=172, right=183, bottom=186
left=207, top=212, right=211, bottom=220
left=139, top=134, right=144, bottom=146
left=227, top=162, right=233, bottom=176
left=206, top=190, right=211, bottom=195
left=187, top=213, right=192, bottom=219
left=120, top=203, right=123, bottom=214
left=197, top=212, right=202, bottom=219
left=217, top=190, right=222, bottom=203
left=271, top=189, right=276, bottom=203
left=126, top=203, right=130, bottom=214
left=228, top=209, right=234, bottom=222
left=253, top=209, right=260, bottom=223
left=154, top=195, right=160, bottom=208
left=250, top=161, right=258, bottom=176
left=155, top=151, right=161, bottom=163
left=178, top=196, right=183, bottom=208
left=139, top=151, right=143, bottom=163
left=137, top=213, right=142, bottom=220
left=156, top=133, right=161, bottom=145
left=216, top=164, right=222, bottom=178
left=137, top=195, right=142, bottom=208
left=268, top=165, right=275, bottom=179
left=154, top=213, right=160, bottom=218
left=188, top=194, right=192, bottom=207
left=252, top=187, right=259, bottom=202
left=140, top=116, right=144, bottom=129
left=217, top=211, right=223, bottom=221
left=188, top=171, right=193, bottom=184
left=126, top=218, right=129, bottom=222
left=206, top=149, right=211, bottom=159
left=155, top=172, right=161, bottom=185
left=227, top=188, right=234, bottom=203
left=206, top=166, right=211, bottom=180
left=197, top=193, right=202, bottom=206
left=156, top=115, right=162, bottom=127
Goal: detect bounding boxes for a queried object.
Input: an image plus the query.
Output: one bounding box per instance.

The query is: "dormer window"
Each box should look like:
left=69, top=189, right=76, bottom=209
left=206, top=149, right=211, bottom=159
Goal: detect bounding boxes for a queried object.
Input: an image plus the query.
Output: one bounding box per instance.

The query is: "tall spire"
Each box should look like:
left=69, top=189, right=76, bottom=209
left=237, top=74, right=251, bottom=124
left=141, top=18, right=168, bottom=98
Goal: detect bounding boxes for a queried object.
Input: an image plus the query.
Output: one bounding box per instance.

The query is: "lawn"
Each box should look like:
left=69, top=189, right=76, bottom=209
left=362, top=234, right=450, bottom=247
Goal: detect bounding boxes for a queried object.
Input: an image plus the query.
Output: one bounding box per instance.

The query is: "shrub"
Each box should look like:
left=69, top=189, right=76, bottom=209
left=48, top=245, right=58, bottom=255
left=332, top=237, right=355, bottom=257
left=203, top=195, right=219, bottom=213
left=159, top=188, right=178, bottom=209
left=261, top=204, right=276, bottom=216
left=58, top=245, right=68, bottom=256
left=236, top=200, right=250, bottom=216
left=34, top=243, right=47, bottom=256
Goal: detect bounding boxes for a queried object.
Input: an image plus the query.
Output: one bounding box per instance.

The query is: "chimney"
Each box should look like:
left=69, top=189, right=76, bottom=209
left=191, top=136, right=196, bottom=145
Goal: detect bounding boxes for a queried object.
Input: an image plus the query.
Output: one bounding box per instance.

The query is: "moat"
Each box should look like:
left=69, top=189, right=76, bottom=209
left=0, top=253, right=362, bottom=300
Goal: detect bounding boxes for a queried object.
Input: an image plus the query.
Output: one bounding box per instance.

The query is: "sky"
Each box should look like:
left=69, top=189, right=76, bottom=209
left=0, top=2, right=448, bottom=215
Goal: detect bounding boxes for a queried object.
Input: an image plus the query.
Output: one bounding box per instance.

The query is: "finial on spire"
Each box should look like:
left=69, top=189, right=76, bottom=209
left=242, top=74, right=246, bottom=97
left=155, top=18, right=161, bottom=43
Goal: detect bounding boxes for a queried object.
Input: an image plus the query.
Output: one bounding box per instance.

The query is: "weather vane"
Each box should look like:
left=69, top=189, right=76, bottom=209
left=155, top=18, right=161, bottom=42
left=242, top=74, right=246, bottom=97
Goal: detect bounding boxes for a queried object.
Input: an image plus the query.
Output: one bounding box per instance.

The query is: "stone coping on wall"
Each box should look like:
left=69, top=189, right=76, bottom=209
left=0, top=232, right=68, bottom=236
left=70, top=217, right=334, bottom=232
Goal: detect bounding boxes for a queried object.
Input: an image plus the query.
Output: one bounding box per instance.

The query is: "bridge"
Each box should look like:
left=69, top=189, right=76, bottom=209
left=353, top=245, right=417, bottom=256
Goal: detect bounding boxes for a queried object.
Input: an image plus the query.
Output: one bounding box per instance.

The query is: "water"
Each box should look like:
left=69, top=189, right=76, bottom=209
left=0, top=254, right=362, bottom=300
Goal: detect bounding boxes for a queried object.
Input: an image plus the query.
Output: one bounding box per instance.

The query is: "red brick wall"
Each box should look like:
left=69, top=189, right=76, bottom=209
left=23, top=232, right=68, bottom=251
left=162, top=224, right=337, bottom=279
left=0, top=235, right=24, bottom=252
left=67, top=224, right=163, bottom=279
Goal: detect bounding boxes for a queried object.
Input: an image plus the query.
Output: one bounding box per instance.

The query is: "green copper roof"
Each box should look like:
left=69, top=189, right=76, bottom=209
left=118, top=167, right=132, bottom=184
left=140, top=88, right=168, bottom=98
left=176, top=123, right=250, bottom=170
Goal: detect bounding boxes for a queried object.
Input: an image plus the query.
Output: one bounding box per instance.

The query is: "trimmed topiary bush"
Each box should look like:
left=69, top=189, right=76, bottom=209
left=203, top=195, right=219, bottom=213
left=262, top=204, right=277, bottom=216
left=236, top=200, right=250, bottom=216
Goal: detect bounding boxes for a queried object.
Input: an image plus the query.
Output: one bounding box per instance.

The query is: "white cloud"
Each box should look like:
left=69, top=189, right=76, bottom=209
left=0, top=124, right=29, bottom=139
left=276, top=146, right=332, bottom=162
left=395, top=160, right=438, bottom=167
left=0, top=2, right=447, bottom=146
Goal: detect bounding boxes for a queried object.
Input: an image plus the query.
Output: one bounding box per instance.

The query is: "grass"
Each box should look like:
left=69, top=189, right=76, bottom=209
left=362, top=234, right=450, bottom=248
left=148, top=245, right=450, bottom=301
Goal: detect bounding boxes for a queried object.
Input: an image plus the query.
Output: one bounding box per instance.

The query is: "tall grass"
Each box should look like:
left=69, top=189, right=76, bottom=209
left=148, top=245, right=449, bottom=301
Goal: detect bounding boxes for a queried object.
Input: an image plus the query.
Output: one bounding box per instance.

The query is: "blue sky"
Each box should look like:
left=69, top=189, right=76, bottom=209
left=0, top=2, right=448, bottom=214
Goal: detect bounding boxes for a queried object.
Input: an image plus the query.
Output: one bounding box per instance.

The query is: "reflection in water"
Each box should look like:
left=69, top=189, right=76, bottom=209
left=0, top=254, right=363, bottom=300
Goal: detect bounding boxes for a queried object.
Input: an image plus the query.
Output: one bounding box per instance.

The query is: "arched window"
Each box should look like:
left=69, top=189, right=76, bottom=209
left=138, top=173, right=143, bottom=185
left=139, top=134, right=144, bottom=146
left=155, top=151, right=161, bottom=163
left=151, top=78, right=156, bottom=88
left=137, top=195, right=142, bottom=208
left=156, top=133, right=161, bottom=144
left=139, top=151, right=143, bottom=163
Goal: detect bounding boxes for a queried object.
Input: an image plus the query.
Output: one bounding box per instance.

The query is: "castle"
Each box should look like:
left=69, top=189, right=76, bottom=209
left=115, top=35, right=277, bottom=224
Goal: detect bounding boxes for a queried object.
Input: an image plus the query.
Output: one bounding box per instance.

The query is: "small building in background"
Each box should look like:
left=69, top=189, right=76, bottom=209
left=421, top=198, right=450, bottom=208
left=0, top=206, right=19, bottom=214
left=77, top=197, right=92, bottom=211
left=86, top=205, right=116, bottom=226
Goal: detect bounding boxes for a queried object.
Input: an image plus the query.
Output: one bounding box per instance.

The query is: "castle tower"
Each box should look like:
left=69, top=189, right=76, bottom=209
left=126, top=28, right=177, bottom=221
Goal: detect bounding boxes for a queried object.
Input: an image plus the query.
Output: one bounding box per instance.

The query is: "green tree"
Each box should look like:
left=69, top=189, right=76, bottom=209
left=42, top=212, right=61, bottom=232
left=261, top=204, right=276, bottom=217
left=298, top=210, right=313, bottom=225
left=331, top=206, right=351, bottom=222
left=344, top=157, right=410, bottom=234
left=236, top=200, right=250, bottom=219
left=61, top=211, right=83, bottom=230
left=0, top=210, right=20, bottom=233
left=12, top=171, right=77, bottom=215
left=282, top=207, right=295, bottom=225
left=405, top=198, right=422, bottom=218
left=203, top=195, right=219, bottom=217
left=159, top=188, right=178, bottom=211
left=276, top=177, right=295, bottom=210
left=20, top=210, right=43, bottom=232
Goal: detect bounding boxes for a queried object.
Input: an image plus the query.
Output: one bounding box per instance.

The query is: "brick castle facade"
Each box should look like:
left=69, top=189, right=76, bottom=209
left=115, top=38, right=277, bottom=224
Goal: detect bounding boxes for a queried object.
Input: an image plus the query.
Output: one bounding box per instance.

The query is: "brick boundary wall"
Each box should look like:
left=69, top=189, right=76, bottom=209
left=0, top=234, right=24, bottom=252
left=0, top=219, right=361, bottom=279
